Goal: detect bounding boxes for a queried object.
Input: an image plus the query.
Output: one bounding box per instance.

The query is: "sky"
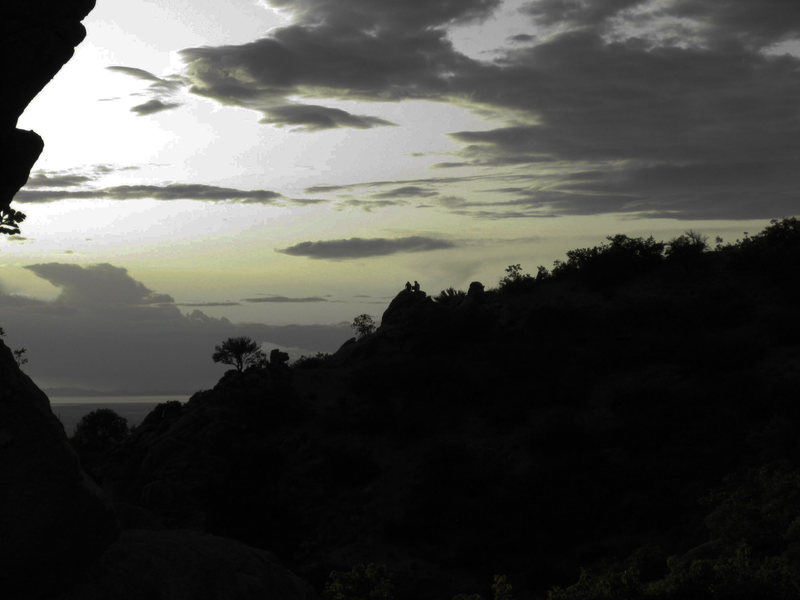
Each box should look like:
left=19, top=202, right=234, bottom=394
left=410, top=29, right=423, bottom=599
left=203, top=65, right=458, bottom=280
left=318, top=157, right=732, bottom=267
left=1, top=0, right=799, bottom=393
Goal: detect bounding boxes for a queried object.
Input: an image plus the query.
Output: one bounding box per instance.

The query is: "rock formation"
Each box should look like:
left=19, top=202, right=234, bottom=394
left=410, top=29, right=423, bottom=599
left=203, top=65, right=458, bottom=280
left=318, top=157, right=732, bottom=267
left=0, top=339, right=119, bottom=600
left=0, top=0, right=96, bottom=219
left=1, top=5, right=114, bottom=598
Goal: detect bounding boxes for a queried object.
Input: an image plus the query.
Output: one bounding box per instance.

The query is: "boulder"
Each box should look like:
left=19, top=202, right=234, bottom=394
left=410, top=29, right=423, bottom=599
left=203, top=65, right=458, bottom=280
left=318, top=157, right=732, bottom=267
left=0, top=340, right=119, bottom=600
left=61, top=529, right=318, bottom=600
left=380, top=288, right=436, bottom=330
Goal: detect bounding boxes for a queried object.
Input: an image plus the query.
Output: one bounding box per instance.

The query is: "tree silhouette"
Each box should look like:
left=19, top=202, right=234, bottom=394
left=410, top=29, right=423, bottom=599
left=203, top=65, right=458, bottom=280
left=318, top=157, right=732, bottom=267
left=351, top=314, right=376, bottom=339
left=212, top=336, right=265, bottom=372
left=12, top=348, right=27, bottom=366
left=0, top=207, right=26, bottom=236
left=71, top=408, right=129, bottom=451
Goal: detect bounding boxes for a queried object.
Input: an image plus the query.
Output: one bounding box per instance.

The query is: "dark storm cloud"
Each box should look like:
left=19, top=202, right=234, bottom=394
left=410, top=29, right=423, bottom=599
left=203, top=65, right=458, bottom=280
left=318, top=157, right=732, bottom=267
left=668, top=0, right=800, bottom=48
left=521, top=0, right=642, bottom=28
left=260, top=104, right=394, bottom=131
left=177, top=0, right=496, bottom=129
left=0, top=264, right=351, bottom=393
left=173, top=0, right=800, bottom=220
left=266, top=0, right=502, bottom=28
left=131, top=99, right=182, bottom=116
left=14, top=184, right=282, bottom=203
left=277, top=236, right=455, bottom=259
left=243, top=295, right=327, bottom=303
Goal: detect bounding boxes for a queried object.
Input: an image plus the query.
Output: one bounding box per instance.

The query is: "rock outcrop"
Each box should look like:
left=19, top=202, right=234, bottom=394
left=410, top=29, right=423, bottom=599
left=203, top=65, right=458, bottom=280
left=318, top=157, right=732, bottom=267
left=1, top=5, right=110, bottom=597
left=0, top=0, right=95, bottom=211
left=380, top=288, right=437, bottom=330
left=0, top=339, right=119, bottom=600
left=61, top=530, right=317, bottom=600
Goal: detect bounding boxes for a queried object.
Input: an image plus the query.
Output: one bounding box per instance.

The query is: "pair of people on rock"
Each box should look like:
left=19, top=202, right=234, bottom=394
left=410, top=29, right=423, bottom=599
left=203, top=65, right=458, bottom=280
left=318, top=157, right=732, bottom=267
left=404, top=281, right=421, bottom=293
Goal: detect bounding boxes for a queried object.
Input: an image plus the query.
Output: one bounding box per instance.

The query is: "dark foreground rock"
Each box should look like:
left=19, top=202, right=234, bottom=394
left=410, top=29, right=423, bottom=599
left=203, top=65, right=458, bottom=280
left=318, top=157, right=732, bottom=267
left=0, top=0, right=95, bottom=208
left=60, top=529, right=318, bottom=600
left=0, top=340, right=119, bottom=600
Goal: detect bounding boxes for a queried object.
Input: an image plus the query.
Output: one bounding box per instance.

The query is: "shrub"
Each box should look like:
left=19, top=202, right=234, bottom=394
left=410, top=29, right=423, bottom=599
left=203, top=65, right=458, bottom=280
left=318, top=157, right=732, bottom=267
left=666, top=230, right=708, bottom=268
left=552, top=235, right=664, bottom=286
left=323, top=563, right=395, bottom=600
left=293, top=352, right=332, bottom=369
left=498, top=264, right=535, bottom=292
left=435, top=287, right=467, bottom=306
left=71, top=408, right=129, bottom=452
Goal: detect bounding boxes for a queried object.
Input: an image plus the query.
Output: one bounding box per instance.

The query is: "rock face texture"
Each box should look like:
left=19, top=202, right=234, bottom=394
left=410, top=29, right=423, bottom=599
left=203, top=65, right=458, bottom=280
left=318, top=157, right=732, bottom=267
left=0, top=0, right=95, bottom=210
left=0, top=339, right=119, bottom=600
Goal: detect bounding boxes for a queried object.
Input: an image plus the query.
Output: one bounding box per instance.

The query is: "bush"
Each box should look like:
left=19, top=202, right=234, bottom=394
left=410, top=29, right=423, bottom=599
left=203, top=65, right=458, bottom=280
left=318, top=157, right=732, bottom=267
left=552, top=235, right=665, bottom=286
left=293, top=352, right=332, bottom=369
left=666, top=230, right=708, bottom=269
left=71, top=408, right=129, bottom=453
left=435, top=287, right=467, bottom=306
left=498, top=264, right=535, bottom=293
left=323, top=563, right=395, bottom=600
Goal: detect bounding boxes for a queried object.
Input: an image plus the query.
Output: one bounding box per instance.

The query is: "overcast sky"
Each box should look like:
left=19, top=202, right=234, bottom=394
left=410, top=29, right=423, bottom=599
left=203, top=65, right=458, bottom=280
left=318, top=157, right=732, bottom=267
left=2, top=0, right=798, bottom=392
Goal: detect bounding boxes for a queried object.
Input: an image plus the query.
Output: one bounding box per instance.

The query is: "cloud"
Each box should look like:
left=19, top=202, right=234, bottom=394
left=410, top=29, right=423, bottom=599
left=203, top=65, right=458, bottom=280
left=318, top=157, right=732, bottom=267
left=172, top=0, right=800, bottom=220
left=277, top=236, right=455, bottom=259
left=23, top=165, right=138, bottom=190
left=14, top=183, right=283, bottom=204
left=243, top=296, right=328, bottom=303
left=177, top=0, right=498, bottom=129
left=131, top=99, right=182, bottom=116
left=337, top=199, right=406, bottom=212
left=25, top=173, right=93, bottom=188
left=266, top=0, right=502, bottom=29
left=372, top=186, right=438, bottom=199
left=176, top=302, right=242, bottom=307
left=107, top=65, right=186, bottom=117
left=0, top=264, right=351, bottom=393
left=24, top=263, right=174, bottom=306
left=107, top=66, right=185, bottom=92
left=260, top=104, right=394, bottom=131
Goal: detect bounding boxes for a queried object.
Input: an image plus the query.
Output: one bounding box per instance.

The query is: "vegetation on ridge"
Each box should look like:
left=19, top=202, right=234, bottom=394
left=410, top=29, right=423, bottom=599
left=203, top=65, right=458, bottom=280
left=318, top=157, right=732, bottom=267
left=64, top=217, right=800, bottom=600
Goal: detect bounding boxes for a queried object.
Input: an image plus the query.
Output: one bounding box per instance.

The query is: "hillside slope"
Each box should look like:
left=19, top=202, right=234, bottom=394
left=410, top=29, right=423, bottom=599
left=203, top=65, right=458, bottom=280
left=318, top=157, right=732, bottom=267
left=91, top=220, right=800, bottom=600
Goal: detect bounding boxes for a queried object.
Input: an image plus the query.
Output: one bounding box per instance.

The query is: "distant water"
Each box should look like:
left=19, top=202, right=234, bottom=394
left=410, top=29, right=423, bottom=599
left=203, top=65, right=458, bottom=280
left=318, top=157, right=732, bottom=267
left=49, top=396, right=187, bottom=435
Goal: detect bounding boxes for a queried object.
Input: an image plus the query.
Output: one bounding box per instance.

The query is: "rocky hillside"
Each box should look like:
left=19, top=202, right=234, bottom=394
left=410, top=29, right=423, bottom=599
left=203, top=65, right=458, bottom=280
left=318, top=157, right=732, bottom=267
left=88, top=220, right=800, bottom=600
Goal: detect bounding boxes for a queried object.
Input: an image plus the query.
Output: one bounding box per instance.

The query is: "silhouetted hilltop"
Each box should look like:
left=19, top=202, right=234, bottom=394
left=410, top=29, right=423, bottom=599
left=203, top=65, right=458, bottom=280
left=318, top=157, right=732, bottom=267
left=85, top=219, right=800, bottom=600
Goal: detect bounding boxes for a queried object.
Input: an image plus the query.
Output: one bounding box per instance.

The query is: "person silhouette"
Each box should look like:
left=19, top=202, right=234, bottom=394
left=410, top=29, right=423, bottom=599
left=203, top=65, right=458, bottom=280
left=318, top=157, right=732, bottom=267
left=413, top=280, right=420, bottom=293
left=405, top=281, right=412, bottom=292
